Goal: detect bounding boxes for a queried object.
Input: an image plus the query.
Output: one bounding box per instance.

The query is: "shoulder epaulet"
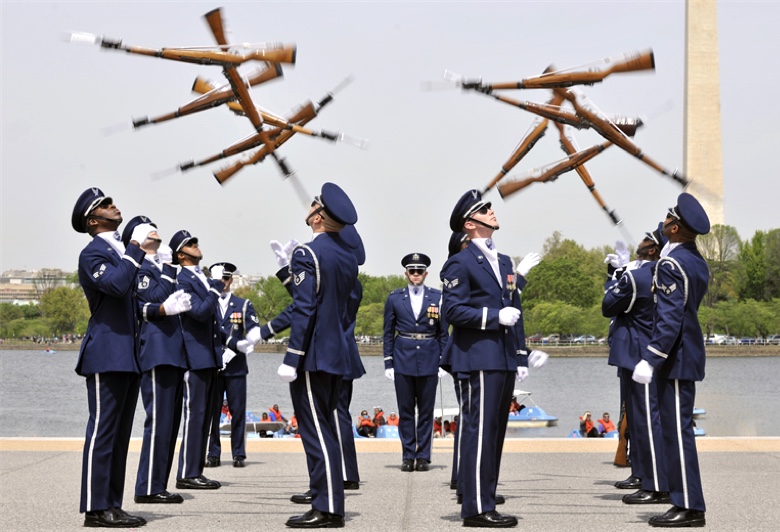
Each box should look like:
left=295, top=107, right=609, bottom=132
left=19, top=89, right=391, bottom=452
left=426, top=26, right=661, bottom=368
left=390, top=288, right=405, bottom=296
left=428, top=287, right=442, bottom=295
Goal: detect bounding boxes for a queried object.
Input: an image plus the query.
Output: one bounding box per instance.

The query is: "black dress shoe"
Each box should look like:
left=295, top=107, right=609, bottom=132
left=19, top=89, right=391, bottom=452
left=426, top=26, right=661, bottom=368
left=233, top=458, right=245, bottom=468
left=286, top=509, right=345, bottom=528
left=343, top=480, right=360, bottom=490
left=414, top=459, right=430, bottom=472
left=84, top=508, right=146, bottom=528
left=450, top=480, right=458, bottom=490
left=623, top=489, right=671, bottom=505
left=463, top=510, right=518, bottom=528
left=134, top=490, right=183, bottom=504
left=290, top=490, right=313, bottom=504
left=649, top=506, right=705, bottom=528
left=204, top=456, right=221, bottom=468
left=615, top=475, right=642, bottom=489
left=401, top=459, right=414, bottom=472
left=176, top=475, right=221, bottom=490
left=457, top=494, right=505, bottom=505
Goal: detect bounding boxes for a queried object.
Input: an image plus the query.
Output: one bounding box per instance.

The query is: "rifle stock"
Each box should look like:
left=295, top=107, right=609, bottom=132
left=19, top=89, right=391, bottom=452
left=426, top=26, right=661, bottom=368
left=497, top=141, right=612, bottom=199
left=484, top=117, right=548, bottom=192
left=485, top=49, right=655, bottom=90
left=614, top=400, right=629, bottom=467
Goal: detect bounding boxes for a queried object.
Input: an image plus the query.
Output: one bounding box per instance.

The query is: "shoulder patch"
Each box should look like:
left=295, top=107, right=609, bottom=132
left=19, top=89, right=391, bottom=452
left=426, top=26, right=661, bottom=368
left=93, top=263, right=107, bottom=279
left=443, top=278, right=459, bottom=290
left=137, top=275, right=150, bottom=290
left=250, top=315, right=259, bottom=324
left=294, top=271, right=306, bottom=286
left=658, top=282, right=677, bottom=295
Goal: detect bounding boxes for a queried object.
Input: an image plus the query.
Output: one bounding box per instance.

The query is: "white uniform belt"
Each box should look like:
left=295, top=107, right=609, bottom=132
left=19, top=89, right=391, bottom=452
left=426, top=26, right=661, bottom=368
left=396, top=332, right=435, bottom=340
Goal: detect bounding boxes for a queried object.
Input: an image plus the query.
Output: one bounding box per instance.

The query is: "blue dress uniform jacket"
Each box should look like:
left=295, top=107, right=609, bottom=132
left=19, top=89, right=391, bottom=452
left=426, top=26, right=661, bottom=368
left=645, top=243, right=709, bottom=381
left=218, top=294, right=259, bottom=377
left=441, top=242, right=527, bottom=374
left=383, top=286, right=448, bottom=376
left=176, top=271, right=226, bottom=370
left=283, top=235, right=358, bottom=374
left=602, top=261, right=667, bottom=494
left=286, top=233, right=358, bottom=518
left=133, top=260, right=187, bottom=497
left=602, top=262, right=656, bottom=371
left=76, top=236, right=144, bottom=514
left=77, top=239, right=145, bottom=375
left=645, top=242, right=709, bottom=513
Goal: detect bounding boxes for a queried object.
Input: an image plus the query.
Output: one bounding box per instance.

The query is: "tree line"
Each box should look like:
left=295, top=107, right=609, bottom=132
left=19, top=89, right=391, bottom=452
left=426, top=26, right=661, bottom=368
left=2, top=226, right=778, bottom=341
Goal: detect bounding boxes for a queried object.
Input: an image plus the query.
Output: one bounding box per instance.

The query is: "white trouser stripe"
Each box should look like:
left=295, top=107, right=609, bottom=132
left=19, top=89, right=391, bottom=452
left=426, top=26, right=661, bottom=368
left=181, top=371, right=191, bottom=478
left=306, top=372, right=334, bottom=513
left=476, top=371, right=484, bottom=515
left=86, top=373, right=101, bottom=511
left=644, top=382, right=659, bottom=492
left=674, top=380, right=689, bottom=508
left=334, top=408, right=347, bottom=478
left=147, top=368, right=157, bottom=494
left=456, top=380, right=463, bottom=473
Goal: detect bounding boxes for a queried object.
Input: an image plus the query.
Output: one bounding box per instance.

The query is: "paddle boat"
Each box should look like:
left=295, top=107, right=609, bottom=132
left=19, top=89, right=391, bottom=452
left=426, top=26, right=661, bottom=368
left=507, top=390, right=558, bottom=428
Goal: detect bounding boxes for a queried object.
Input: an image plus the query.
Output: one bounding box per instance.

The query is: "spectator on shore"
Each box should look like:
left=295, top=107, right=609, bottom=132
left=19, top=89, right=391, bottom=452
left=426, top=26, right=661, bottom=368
left=598, top=412, right=616, bottom=433
left=580, top=411, right=602, bottom=437
left=356, top=410, right=375, bottom=438
left=373, top=407, right=387, bottom=428
left=387, top=412, right=399, bottom=426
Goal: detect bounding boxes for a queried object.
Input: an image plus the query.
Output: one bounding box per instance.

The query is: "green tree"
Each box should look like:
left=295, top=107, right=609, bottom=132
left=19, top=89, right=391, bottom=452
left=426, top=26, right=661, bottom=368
left=522, top=257, right=601, bottom=309
left=698, top=224, right=741, bottom=307
left=38, top=287, right=89, bottom=334
left=250, top=276, right=293, bottom=324
left=355, top=302, right=385, bottom=337
left=358, top=273, right=405, bottom=306
left=0, top=303, right=24, bottom=323
left=524, top=301, right=585, bottom=336
left=737, top=231, right=768, bottom=301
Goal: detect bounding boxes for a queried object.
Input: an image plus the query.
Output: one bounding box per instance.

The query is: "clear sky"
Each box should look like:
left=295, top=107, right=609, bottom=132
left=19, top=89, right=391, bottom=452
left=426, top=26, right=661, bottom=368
left=2, top=1, right=778, bottom=280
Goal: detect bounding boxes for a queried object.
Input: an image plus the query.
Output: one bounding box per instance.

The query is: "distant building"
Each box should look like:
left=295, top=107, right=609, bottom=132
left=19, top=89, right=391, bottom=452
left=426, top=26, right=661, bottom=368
left=0, top=269, right=75, bottom=304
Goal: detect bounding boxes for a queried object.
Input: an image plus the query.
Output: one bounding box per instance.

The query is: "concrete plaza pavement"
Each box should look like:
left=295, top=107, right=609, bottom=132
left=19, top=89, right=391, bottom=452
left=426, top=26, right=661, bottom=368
left=1, top=437, right=778, bottom=531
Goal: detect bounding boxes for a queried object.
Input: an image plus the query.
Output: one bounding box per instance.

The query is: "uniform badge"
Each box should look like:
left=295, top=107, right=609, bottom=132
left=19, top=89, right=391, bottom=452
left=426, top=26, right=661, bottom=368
left=507, top=274, right=516, bottom=292
left=612, top=286, right=621, bottom=294
left=658, top=282, right=677, bottom=295
left=137, top=275, right=150, bottom=290
left=426, top=304, right=440, bottom=321
left=294, top=271, right=306, bottom=286
left=230, top=312, right=243, bottom=325
left=93, top=264, right=106, bottom=279
left=251, top=315, right=259, bottom=324
left=443, top=278, right=459, bottom=290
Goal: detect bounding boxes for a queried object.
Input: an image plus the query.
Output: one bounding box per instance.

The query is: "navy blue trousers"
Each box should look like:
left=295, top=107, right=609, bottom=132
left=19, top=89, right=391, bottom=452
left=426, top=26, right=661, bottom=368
left=178, top=368, right=216, bottom=480
left=80, top=372, right=140, bottom=513
left=459, top=370, right=514, bottom=519
left=620, top=367, right=667, bottom=492
left=335, top=379, right=360, bottom=483
left=451, top=379, right=464, bottom=491
left=393, top=372, right=438, bottom=462
left=290, top=372, right=345, bottom=516
left=135, top=365, right=184, bottom=496
left=657, top=378, right=705, bottom=512
left=207, top=373, right=247, bottom=460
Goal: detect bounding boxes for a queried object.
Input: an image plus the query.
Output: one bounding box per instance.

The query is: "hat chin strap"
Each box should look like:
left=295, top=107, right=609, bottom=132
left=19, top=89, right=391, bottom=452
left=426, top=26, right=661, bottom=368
left=468, top=217, right=499, bottom=231
left=88, top=215, right=122, bottom=230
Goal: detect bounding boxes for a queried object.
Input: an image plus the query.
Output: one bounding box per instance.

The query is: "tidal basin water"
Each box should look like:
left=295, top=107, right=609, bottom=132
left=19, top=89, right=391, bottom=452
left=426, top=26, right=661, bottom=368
left=1, top=350, right=778, bottom=439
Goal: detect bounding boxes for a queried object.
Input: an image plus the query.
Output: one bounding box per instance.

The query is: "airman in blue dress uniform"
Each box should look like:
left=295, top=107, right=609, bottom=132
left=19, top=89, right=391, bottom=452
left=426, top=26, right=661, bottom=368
left=169, top=230, right=232, bottom=491
left=383, top=252, right=448, bottom=472
left=440, top=190, right=529, bottom=528
left=632, top=192, right=710, bottom=528
left=602, top=224, right=669, bottom=505
left=72, top=188, right=147, bottom=528
left=206, top=261, right=261, bottom=469
left=276, top=183, right=359, bottom=529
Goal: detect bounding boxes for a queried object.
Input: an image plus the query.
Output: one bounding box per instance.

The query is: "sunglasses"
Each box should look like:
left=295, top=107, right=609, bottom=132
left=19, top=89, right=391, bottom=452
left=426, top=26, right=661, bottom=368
left=407, top=268, right=426, bottom=276
left=221, top=275, right=232, bottom=281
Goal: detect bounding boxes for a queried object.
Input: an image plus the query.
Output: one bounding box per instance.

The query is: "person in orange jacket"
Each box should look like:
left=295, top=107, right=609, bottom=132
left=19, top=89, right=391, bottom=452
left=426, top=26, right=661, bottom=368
left=387, top=412, right=400, bottom=426
left=598, top=412, right=616, bottom=433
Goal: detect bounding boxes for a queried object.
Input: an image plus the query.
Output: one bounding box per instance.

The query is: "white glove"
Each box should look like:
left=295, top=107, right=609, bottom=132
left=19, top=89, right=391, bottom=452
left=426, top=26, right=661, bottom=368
left=604, top=253, right=621, bottom=268
left=437, top=367, right=448, bottom=379
left=157, top=244, right=173, bottom=264
left=528, top=349, right=548, bottom=368
left=385, top=368, right=395, bottom=381
left=221, top=348, right=237, bottom=370
left=270, top=240, right=289, bottom=268
left=283, top=239, right=300, bottom=258
left=498, top=307, right=521, bottom=326
left=130, top=223, right=156, bottom=245
left=517, top=252, right=541, bottom=278
left=162, top=290, right=191, bottom=316
left=236, top=339, right=254, bottom=355
left=277, top=363, right=298, bottom=382
left=516, top=366, right=529, bottom=382
left=245, top=327, right=262, bottom=345
left=632, top=360, right=654, bottom=384
left=616, top=240, right=630, bottom=267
